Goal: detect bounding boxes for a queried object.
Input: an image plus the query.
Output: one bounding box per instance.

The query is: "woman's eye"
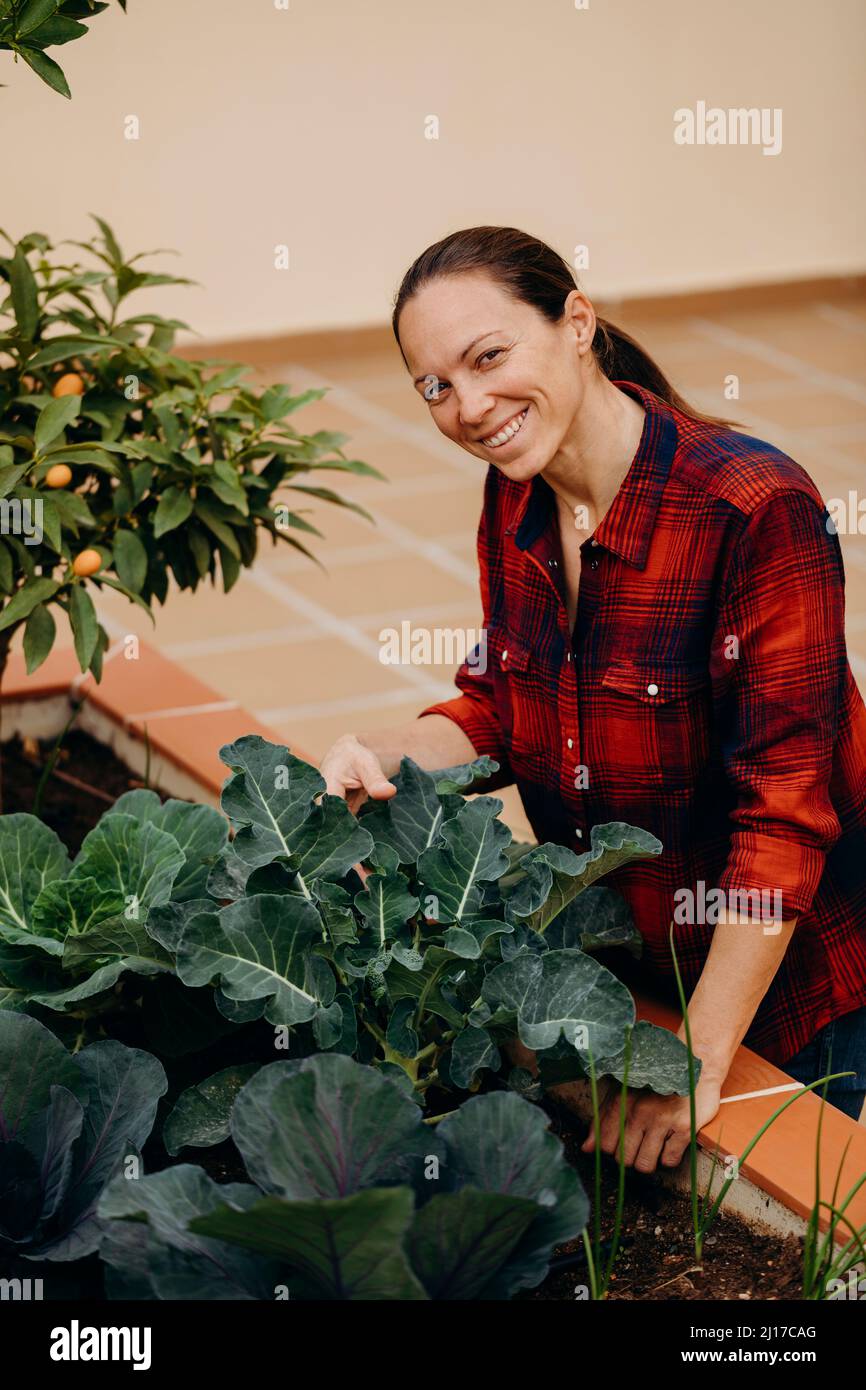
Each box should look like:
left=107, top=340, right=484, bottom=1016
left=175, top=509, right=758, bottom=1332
left=422, top=375, right=449, bottom=402
left=479, top=348, right=504, bottom=366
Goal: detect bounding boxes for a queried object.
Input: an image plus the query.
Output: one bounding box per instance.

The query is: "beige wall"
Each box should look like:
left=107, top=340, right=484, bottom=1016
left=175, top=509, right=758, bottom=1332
left=3, top=0, right=864, bottom=343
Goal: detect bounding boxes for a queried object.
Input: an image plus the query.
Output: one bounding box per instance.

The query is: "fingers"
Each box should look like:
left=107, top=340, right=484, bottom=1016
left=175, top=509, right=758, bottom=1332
left=320, top=736, right=398, bottom=807
left=659, top=1129, right=692, bottom=1168
left=580, top=1079, right=625, bottom=1153
left=631, top=1125, right=670, bottom=1173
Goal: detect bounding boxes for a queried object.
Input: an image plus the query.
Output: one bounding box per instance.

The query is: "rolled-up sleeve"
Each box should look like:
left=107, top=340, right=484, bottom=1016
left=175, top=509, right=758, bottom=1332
left=712, top=488, right=846, bottom=918
left=417, top=483, right=514, bottom=789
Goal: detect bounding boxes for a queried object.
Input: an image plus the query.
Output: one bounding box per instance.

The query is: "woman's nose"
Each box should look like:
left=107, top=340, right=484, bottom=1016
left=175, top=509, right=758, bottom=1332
left=457, top=391, right=496, bottom=428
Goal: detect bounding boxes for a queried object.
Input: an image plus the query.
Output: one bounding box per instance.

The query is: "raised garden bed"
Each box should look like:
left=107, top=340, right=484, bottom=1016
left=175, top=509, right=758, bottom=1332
left=1, top=642, right=864, bottom=1307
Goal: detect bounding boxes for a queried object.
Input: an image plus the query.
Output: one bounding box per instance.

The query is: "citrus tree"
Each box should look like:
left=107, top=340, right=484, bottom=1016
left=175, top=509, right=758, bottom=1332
left=0, top=1, right=128, bottom=99
left=0, top=215, right=381, bottom=698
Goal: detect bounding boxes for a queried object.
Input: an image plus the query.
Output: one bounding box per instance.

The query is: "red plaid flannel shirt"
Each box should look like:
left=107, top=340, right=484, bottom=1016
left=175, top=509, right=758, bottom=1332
left=419, top=380, right=866, bottom=1066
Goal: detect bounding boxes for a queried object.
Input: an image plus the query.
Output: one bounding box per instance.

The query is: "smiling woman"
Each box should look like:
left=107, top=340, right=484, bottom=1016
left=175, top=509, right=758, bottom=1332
left=318, top=225, right=866, bottom=1172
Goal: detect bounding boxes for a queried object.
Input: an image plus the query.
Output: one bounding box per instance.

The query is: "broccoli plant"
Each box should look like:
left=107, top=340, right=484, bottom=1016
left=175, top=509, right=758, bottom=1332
left=0, top=735, right=696, bottom=1104
left=158, top=735, right=697, bottom=1103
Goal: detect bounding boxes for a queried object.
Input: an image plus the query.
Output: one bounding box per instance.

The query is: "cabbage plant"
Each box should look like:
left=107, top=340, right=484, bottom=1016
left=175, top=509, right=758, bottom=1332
left=99, top=1052, right=589, bottom=1300
left=0, top=1011, right=166, bottom=1261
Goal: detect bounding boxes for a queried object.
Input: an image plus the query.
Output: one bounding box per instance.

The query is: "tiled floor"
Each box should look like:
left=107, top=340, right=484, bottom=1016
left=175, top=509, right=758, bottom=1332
left=76, top=294, right=866, bottom=840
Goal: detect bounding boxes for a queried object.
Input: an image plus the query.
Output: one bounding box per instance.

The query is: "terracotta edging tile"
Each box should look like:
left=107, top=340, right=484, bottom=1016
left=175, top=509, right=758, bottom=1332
left=2, top=638, right=313, bottom=794
left=636, top=994, right=866, bottom=1231
left=1, top=646, right=82, bottom=700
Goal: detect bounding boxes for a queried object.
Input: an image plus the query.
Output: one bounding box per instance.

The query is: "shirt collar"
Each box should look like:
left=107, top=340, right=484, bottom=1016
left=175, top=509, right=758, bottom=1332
left=512, top=381, right=679, bottom=570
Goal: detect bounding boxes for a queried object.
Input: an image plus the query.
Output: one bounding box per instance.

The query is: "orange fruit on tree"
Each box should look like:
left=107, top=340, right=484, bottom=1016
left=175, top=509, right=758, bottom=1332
left=52, top=373, right=85, bottom=398
left=72, top=549, right=102, bottom=577
left=45, top=464, right=73, bottom=489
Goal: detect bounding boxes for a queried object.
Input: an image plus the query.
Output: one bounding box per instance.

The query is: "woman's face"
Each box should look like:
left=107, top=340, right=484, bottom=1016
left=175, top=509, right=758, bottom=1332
left=398, top=271, right=595, bottom=483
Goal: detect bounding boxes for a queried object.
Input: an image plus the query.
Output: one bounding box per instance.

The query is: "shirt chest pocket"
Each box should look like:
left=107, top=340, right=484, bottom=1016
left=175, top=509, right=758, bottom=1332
left=599, top=658, right=712, bottom=789
left=489, top=627, right=537, bottom=752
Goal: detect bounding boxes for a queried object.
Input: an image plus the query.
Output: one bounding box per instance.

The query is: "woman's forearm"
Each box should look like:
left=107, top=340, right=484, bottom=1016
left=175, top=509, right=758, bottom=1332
left=677, top=912, right=798, bottom=1081
left=356, top=713, right=479, bottom=779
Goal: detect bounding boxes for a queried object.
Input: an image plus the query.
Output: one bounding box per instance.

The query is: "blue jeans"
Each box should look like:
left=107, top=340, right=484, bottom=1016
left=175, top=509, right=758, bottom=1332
left=783, top=1006, right=866, bottom=1121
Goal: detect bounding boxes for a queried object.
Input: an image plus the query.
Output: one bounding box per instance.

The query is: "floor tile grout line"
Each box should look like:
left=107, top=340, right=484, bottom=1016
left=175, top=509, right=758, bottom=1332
left=257, top=685, right=450, bottom=725
left=123, top=700, right=240, bottom=723
left=689, top=317, right=866, bottom=405
left=240, top=564, right=459, bottom=699
left=814, top=303, right=866, bottom=338
left=160, top=600, right=485, bottom=661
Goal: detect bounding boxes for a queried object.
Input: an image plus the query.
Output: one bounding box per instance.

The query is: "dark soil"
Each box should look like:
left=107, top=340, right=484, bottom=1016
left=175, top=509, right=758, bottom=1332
left=0, top=730, right=167, bottom=852
left=519, top=1103, right=805, bottom=1301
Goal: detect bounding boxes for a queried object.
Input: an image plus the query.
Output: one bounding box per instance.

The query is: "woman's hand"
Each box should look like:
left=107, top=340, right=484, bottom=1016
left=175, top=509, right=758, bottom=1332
left=319, top=733, right=398, bottom=814
left=580, top=1070, right=722, bottom=1174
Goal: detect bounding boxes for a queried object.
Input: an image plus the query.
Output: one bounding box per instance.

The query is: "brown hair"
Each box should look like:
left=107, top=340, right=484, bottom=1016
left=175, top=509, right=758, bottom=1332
left=392, top=226, right=736, bottom=430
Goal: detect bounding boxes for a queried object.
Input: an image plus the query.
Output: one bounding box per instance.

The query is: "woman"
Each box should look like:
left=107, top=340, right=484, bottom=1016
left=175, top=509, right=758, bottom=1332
left=320, top=226, right=866, bottom=1171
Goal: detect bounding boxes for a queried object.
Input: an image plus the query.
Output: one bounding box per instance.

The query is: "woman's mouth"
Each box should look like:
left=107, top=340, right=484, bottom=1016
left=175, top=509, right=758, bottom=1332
left=479, top=405, right=530, bottom=449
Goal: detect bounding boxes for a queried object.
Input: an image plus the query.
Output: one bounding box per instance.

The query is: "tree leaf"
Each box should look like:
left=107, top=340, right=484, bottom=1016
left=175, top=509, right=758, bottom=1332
left=153, top=486, right=193, bottom=537
left=0, top=577, right=59, bottom=633
left=23, top=600, right=56, bottom=674
left=112, top=526, right=147, bottom=592
left=91, top=572, right=155, bottom=624
left=68, top=581, right=99, bottom=670
left=16, top=0, right=61, bottom=38
left=34, top=394, right=81, bottom=453
left=9, top=244, right=39, bottom=339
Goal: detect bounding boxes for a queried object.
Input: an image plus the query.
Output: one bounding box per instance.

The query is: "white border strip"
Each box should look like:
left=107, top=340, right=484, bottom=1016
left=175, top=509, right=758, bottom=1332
left=719, top=1081, right=805, bottom=1105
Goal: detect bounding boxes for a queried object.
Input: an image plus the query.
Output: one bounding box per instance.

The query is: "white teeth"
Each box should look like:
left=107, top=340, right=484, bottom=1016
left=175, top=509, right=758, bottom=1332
left=482, top=407, right=528, bottom=448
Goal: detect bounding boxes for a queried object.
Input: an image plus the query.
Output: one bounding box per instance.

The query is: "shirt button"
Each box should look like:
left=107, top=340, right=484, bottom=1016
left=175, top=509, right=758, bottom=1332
left=575, top=828, right=584, bottom=840
left=590, top=539, right=599, bottom=547
left=548, top=558, right=558, bottom=568
left=566, top=652, right=572, bottom=662
left=590, top=559, right=599, bottom=570
left=567, top=737, right=573, bottom=749
left=647, top=682, right=659, bottom=696
left=501, top=649, right=508, bottom=662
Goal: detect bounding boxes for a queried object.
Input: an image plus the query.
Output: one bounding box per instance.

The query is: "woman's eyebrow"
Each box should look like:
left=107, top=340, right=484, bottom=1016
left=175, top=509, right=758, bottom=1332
left=412, top=330, right=505, bottom=386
